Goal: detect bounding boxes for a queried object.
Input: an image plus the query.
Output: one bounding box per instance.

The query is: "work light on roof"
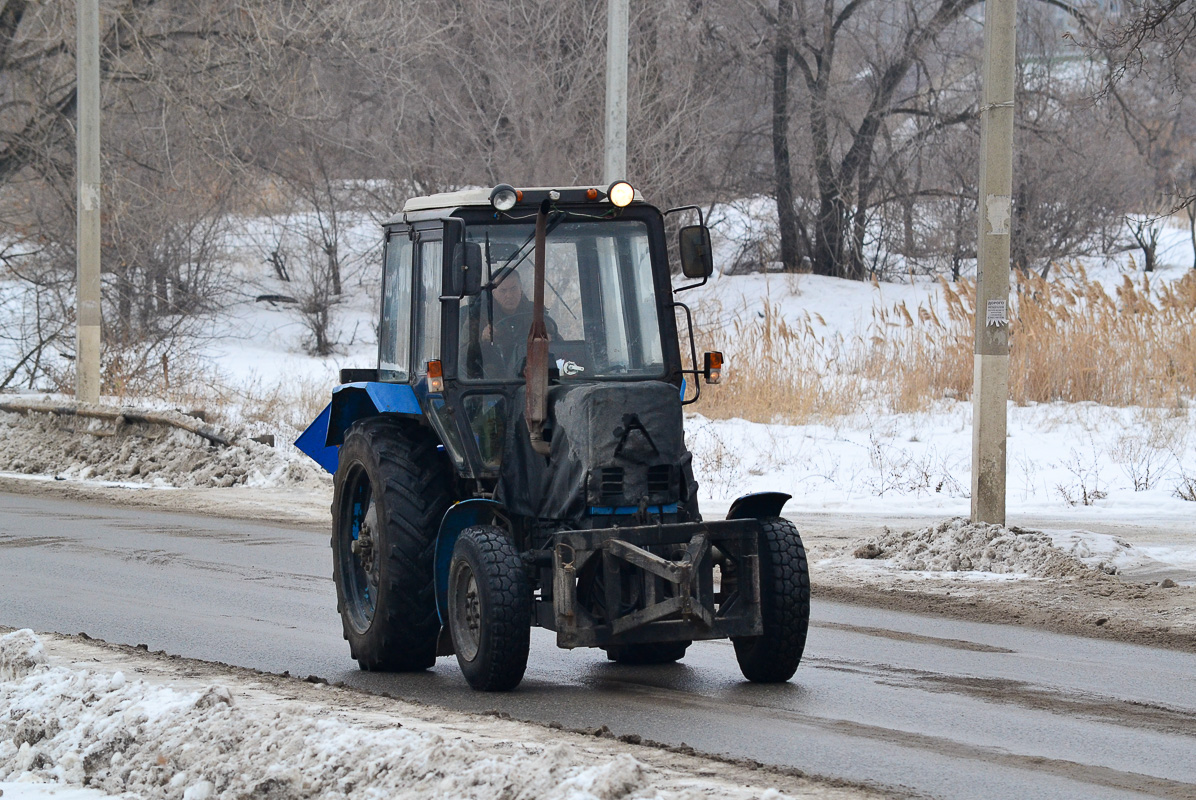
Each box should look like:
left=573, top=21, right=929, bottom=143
left=489, top=184, right=518, bottom=211
left=607, top=181, right=634, bottom=208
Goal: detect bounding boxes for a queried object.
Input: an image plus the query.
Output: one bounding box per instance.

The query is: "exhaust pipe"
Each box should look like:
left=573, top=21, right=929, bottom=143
left=524, top=198, right=552, bottom=456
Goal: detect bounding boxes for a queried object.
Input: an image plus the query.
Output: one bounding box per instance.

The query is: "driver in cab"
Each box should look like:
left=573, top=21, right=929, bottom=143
left=480, top=273, right=558, bottom=366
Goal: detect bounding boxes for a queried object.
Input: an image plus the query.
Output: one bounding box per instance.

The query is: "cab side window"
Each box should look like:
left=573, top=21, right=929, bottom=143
left=379, top=233, right=413, bottom=381
left=414, top=236, right=443, bottom=373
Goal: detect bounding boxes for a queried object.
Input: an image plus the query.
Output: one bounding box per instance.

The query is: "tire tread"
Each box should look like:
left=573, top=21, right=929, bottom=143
left=452, top=525, right=531, bottom=691
left=733, top=517, right=810, bottom=683
left=333, top=417, right=452, bottom=672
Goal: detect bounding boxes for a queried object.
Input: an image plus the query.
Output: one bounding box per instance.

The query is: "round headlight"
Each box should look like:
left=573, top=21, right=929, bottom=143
left=607, top=181, right=635, bottom=208
left=489, top=184, right=518, bottom=211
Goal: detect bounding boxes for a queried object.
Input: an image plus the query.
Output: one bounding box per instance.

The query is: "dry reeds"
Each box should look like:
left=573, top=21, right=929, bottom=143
left=697, top=266, right=1196, bottom=424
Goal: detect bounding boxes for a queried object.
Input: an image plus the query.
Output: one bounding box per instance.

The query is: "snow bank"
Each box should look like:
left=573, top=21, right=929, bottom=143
left=0, top=410, right=327, bottom=490
left=0, top=631, right=783, bottom=800
left=0, top=631, right=46, bottom=682
left=849, top=518, right=1138, bottom=579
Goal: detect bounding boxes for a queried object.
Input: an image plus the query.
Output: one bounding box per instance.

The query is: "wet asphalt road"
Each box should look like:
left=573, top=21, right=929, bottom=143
left=2, top=490, right=1194, bottom=799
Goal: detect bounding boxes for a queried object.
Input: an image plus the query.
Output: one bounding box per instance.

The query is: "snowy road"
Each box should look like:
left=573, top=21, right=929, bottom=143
left=2, top=491, right=1195, bottom=799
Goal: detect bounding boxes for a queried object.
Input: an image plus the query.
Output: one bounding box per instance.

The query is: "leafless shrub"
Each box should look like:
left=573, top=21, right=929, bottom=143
left=1056, top=451, right=1108, bottom=507
left=1175, top=471, right=1196, bottom=502
left=0, top=240, right=73, bottom=391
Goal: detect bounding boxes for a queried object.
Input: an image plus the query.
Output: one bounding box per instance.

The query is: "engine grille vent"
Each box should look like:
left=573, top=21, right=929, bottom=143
left=647, top=465, right=672, bottom=494
left=599, top=467, right=624, bottom=500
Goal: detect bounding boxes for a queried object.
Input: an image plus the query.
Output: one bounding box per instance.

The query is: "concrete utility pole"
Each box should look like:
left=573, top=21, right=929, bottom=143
left=603, top=0, right=629, bottom=185
left=971, top=0, right=1018, bottom=524
left=76, top=0, right=102, bottom=404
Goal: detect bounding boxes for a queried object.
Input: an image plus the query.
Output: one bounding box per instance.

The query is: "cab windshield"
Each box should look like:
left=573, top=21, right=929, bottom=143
left=458, top=218, right=664, bottom=382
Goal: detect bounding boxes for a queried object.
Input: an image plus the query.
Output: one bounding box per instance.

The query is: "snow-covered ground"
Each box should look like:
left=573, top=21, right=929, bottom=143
left=0, top=630, right=870, bottom=800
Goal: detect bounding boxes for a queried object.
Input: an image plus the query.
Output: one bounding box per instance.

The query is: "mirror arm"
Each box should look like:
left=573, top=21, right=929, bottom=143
left=673, top=300, right=702, bottom=406
left=664, top=204, right=706, bottom=227
left=672, top=274, right=708, bottom=295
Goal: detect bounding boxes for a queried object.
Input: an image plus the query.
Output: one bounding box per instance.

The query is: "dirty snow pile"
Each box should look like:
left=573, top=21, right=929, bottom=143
left=850, top=518, right=1140, bottom=579
left=0, top=630, right=782, bottom=800
left=0, top=410, right=327, bottom=490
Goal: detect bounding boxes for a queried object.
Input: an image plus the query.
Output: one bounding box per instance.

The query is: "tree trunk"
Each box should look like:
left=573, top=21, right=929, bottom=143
left=1188, top=202, right=1195, bottom=269
left=155, top=270, right=170, bottom=316
left=851, top=159, right=876, bottom=280
left=325, top=238, right=342, bottom=296
left=772, top=0, right=802, bottom=272
left=813, top=193, right=849, bottom=277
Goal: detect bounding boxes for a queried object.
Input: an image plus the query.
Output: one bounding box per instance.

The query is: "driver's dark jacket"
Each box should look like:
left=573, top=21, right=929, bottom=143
left=485, top=296, right=558, bottom=353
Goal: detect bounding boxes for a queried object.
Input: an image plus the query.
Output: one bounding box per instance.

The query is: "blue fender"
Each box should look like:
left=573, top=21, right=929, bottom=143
left=434, top=499, right=506, bottom=623
left=726, top=491, right=792, bottom=521
left=293, top=382, right=422, bottom=473
left=294, top=402, right=339, bottom=473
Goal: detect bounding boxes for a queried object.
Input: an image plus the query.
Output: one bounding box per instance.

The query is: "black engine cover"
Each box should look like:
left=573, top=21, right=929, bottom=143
left=498, top=382, right=698, bottom=525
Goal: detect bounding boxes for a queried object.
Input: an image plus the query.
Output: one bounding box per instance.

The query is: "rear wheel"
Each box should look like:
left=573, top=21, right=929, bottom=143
left=732, top=518, right=810, bottom=683
left=605, top=641, right=690, bottom=665
left=448, top=525, right=531, bottom=691
left=332, top=418, right=452, bottom=671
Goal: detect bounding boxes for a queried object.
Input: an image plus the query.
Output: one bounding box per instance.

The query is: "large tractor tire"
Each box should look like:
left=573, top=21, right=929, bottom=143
left=332, top=417, right=452, bottom=671
left=732, top=518, right=810, bottom=683
left=447, top=525, right=531, bottom=691
left=605, top=641, right=690, bottom=665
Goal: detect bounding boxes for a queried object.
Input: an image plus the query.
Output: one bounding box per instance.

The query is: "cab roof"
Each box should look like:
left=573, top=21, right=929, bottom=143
left=386, top=184, right=646, bottom=225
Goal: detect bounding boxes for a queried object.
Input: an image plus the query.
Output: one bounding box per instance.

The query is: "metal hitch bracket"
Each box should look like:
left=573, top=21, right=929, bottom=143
left=550, top=520, right=763, bottom=649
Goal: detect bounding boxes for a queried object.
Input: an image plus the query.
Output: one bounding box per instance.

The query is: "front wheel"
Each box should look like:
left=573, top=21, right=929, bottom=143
left=733, top=518, right=810, bottom=683
left=448, top=525, right=532, bottom=691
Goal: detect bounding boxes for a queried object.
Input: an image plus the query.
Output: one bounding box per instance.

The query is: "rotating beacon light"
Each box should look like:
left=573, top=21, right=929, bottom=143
left=607, top=181, right=635, bottom=208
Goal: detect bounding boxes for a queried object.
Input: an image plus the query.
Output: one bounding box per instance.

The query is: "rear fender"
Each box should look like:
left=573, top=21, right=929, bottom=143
left=726, top=491, right=792, bottom=521
left=293, top=382, right=422, bottom=474
left=434, top=499, right=506, bottom=623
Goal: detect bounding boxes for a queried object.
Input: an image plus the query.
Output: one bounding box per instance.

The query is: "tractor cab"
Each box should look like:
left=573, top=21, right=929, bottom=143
left=372, top=183, right=715, bottom=488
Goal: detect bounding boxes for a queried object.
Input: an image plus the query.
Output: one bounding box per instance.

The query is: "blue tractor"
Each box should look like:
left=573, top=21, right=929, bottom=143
left=297, top=182, right=809, bottom=691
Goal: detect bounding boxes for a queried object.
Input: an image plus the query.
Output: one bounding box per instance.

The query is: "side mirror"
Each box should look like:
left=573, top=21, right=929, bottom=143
left=445, top=216, right=483, bottom=298
left=463, top=242, right=483, bottom=296
left=452, top=241, right=484, bottom=296
left=679, top=225, right=714, bottom=279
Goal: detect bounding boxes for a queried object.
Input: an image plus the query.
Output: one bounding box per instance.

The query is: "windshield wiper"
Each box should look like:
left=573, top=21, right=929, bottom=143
left=486, top=211, right=567, bottom=291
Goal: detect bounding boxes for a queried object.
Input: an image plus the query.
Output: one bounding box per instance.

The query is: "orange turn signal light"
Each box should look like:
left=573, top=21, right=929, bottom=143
left=703, top=351, right=723, bottom=385
left=586, top=188, right=599, bottom=200
left=427, top=360, right=444, bottom=392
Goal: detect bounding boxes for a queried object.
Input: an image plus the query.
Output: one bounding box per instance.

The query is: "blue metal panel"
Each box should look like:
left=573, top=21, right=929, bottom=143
left=296, top=382, right=423, bottom=472
left=361, top=381, right=422, bottom=414
left=434, top=499, right=503, bottom=623
left=294, top=403, right=340, bottom=474
left=325, top=382, right=422, bottom=447
left=588, top=503, right=679, bottom=516
left=726, top=492, right=792, bottom=520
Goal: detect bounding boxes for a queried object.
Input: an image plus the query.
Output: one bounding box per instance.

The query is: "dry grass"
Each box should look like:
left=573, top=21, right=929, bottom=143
left=56, top=266, right=1193, bottom=435
left=697, top=266, right=1196, bottom=424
